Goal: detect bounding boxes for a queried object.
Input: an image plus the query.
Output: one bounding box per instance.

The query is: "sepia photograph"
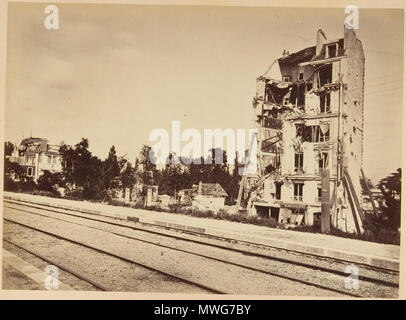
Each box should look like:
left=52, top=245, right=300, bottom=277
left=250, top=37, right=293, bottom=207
left=1, top=1, right=404, bottom=301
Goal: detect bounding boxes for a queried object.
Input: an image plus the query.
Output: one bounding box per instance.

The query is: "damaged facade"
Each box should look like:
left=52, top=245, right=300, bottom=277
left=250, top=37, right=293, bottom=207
left=247, top=28, right=366, bottom=234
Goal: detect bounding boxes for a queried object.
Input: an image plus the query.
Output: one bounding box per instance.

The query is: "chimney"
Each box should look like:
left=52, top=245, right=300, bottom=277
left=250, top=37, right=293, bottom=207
left=344, top=26, right=356, bottom=51
left=316, top=29, right=327, bottom=56
left=282, top=49, right=290, bottom=57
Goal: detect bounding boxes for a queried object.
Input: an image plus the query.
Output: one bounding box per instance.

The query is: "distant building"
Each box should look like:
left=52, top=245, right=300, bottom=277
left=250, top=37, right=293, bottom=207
left=9, top=137, right=63, bottom=181
left=178, top=181, right=228, bottom=212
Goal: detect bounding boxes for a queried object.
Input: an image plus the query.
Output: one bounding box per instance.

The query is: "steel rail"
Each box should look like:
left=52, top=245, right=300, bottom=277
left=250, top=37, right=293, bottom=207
left=4, top=217, right=225, bottom=294
left=3, top=238, right=109, bottom=291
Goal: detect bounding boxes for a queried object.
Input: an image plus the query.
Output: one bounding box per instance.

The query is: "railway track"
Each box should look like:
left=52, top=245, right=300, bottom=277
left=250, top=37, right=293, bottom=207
left=4, top=199, right=399, bottom=275
left=3, top=199, right=399, bottom=297
left=3, top=238, right=109, bottom=291
left=4, top=199, right=399, bottom=277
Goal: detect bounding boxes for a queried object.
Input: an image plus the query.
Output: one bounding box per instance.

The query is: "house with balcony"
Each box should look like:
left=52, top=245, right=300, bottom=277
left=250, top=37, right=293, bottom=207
left=9, top=137, right=63, bottom=182
left=247, top=27, right=365, bottom=234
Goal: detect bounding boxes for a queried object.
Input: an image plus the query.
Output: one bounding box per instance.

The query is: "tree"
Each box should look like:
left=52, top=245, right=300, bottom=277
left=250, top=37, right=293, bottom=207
left=188, top=157, right=204, bottom=186
left=59, top=138, right=105, bottom=199
left=360, top=176, right=374, bottom=196
left=118, top=157, right=138, bottom=194
left=138, top=145, right=157, bottom=185
left=37, top=170, right=63, bottom=194
left=84, top=156, right=105, bottom=199
left=59, top=144, right=76, bottom=184
left=4, top=141, right=14, bottom=157
left=3, top=141, right=29, bottom=191
left=157, top=153, right=189, bottom=196
left=205, top=148, right=235, bottom=203
left=228, top=151, right=242, bottom=203
left=378, top=168, right=401, bottom=230
left=103, top=145, right=120, bottom=191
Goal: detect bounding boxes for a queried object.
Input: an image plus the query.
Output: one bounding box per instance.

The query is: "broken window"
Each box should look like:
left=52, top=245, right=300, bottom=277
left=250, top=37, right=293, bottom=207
left=264, top=117, right=283, bottom=130
left=318, top=152, right=329, bottom=170
left=283, top=75, right=292, bottom=82
left=289, top=83, right=306, bottom=106
left=320, top=92, right=331, bottom=113
left=27, top=167, right=34, bottom=177
left=294, top=152, right=304, bottom=172
left=327, top=44, right=338, bottom=58
left=294, top=183, right=304, bottom=201
left=308, top=126, right=317, bottom=142
left=298, top=72, right=304, bottom=81
left=269, top=108, right=280, bottom=119
left=275, top=182, right=282, bottom=200
left=319, top=64, right=332, bottom=86
left=318, top=123, right=330, bottom=142
left=304, top=126, right=313, bottom=141
left=296, top=123, right=305, bottom=137
left=265, top=83, right=291, bottom=105
left=283, top=96, right=290, bottom=106
left=298, top=84, right=306, bottom=106
left=261, top=140, right=278, bottom=152
left=299, top=124, right=329, bottom=143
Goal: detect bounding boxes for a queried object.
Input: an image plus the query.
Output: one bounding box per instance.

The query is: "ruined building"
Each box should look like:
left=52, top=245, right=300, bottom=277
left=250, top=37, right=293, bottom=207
left=246, top=27, right=366, bottom=234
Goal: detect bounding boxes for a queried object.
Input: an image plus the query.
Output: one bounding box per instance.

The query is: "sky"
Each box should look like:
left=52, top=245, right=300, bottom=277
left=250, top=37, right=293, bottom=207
left=4, top=4, right=404, bottom=183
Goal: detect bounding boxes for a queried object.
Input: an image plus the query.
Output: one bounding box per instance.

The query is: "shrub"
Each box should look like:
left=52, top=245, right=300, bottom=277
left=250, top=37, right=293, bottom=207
left=4, top=176, right=18, bottom=191
left=108, top=199, right=132, bottom=208
left=148, top=205, right=166, bottom=212
left=29, top=190, right=55, bottom=198
left=187, top=209, right=215, bottom=218
left=65, top=187, right=84, bottom=200
left=18, top=177, right=37, bottom=192
left=37, top=171, right=63, bottom=193
left=168, top=203, right=180, bottom=213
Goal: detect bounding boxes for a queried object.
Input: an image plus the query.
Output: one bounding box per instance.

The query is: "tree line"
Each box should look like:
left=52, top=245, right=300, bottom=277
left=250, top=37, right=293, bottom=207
left=3, top=138, right=242, bottom=205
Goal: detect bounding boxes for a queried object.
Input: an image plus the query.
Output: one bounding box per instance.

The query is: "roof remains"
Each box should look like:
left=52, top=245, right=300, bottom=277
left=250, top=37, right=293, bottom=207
left=200, top=182, right=228, bottom=197
left=278, top=39, right=345, bottom=67
left=278, top=46, right=316, bottom=64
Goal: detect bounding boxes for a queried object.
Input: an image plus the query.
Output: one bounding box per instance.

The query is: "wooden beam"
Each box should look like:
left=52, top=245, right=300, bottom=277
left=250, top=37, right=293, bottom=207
left=299, top=56, right=347, bottom=67
left=235, top=174, right=246, bottom=214
left=343, top=168, right=365, bottom=222
left=343, top=175, right=362, bottom=235
left=321, top=169, right=331, bottom=233
left=361, top=168, right=379, bottom=218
